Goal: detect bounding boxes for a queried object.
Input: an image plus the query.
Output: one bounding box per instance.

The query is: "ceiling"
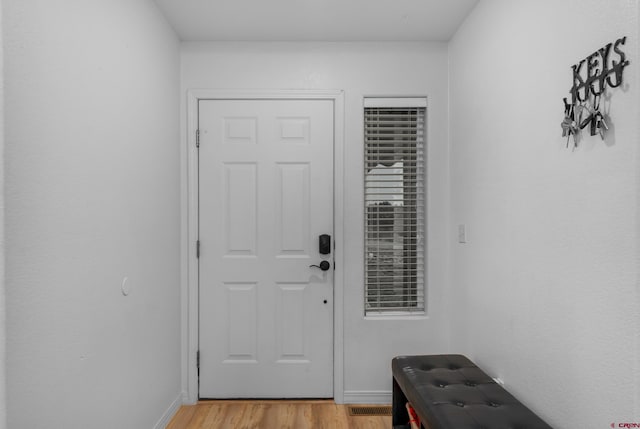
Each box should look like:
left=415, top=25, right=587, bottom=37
left=153, top=0, right=479, bottom=42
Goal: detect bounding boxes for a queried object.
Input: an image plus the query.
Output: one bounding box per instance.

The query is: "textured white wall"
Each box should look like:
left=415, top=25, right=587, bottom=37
left=4, top=1, right=182, bottom=428
left=449, top=0, right=639, bottom=426
left=181, top=42, right=451, bottom=399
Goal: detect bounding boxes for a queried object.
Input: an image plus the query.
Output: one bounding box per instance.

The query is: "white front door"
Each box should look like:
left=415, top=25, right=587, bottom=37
left=198, top=99, right=334, bottom=398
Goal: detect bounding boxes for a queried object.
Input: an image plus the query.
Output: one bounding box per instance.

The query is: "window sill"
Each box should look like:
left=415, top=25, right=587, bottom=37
left=364, top=312, right=428, bottom=321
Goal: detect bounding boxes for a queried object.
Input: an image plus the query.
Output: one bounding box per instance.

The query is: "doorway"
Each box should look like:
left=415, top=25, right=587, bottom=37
left=188, top=92, right=344, bottom=400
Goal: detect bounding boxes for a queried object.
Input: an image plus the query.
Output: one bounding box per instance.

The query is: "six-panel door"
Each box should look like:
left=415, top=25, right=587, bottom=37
left=198, top=99, right=334, bottom=398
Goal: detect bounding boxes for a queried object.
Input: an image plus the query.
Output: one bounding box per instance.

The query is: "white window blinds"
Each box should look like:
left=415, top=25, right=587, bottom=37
left=364, top=99, right=426, bottom=314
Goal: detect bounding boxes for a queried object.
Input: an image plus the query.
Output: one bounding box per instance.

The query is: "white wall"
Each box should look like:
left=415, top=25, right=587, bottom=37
left=4, top=1, right=182, bottom=428
left=0, top=1, right=6, bottom=427
left=181, top=42, right=451, bottom=401
left=449, top=0, right=639, bottom=426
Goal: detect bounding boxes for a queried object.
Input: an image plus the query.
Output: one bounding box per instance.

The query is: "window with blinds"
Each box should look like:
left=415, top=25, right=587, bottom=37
left=364, top=98, right=426, bottom=315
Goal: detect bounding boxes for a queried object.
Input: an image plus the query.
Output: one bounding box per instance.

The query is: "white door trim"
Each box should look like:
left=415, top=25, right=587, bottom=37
left=183, top=89, right=345, bottom=404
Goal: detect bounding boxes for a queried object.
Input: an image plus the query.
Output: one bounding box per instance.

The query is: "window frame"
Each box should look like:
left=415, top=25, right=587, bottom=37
left=363, top=97, right=427, bottom=316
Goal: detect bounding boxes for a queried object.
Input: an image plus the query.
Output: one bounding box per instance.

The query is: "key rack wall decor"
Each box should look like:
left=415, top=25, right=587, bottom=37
left=561, top=37, right=630, bottom=148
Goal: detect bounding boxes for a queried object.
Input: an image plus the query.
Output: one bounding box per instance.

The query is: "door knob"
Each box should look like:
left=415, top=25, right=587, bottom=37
left=309, top=261, right=331, bottom=271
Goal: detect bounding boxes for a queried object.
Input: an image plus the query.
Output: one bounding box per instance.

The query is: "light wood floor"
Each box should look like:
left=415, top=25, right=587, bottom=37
left=166, top=400, right=391, bottom=429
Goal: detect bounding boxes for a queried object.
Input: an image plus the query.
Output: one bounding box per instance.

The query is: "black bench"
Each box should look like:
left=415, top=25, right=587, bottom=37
left=392, top=354, right=553, bottom=429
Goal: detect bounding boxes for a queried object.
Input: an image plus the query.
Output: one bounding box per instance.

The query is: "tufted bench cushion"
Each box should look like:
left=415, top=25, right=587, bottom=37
left=392, top=354, right=552, bottom=429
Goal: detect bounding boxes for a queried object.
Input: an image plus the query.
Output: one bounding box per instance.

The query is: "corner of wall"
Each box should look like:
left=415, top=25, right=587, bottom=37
left=444, top=36, right=454, bottom=354
left=635, top=1, right=640, bottom=417
left=0, top=0, right=6, bottom=426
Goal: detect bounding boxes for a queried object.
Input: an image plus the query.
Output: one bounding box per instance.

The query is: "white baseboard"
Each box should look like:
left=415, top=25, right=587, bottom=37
left=343, top=390, right=392, bottom=404
left=153, top=393, right=183, bottom=429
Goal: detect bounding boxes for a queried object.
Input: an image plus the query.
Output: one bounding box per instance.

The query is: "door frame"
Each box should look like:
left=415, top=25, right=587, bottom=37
left=183, top=89, right=345, bottom=404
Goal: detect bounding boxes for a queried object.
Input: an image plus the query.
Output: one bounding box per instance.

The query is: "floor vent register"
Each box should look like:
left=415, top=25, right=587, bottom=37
left=348, top=406, right=392, bottom=416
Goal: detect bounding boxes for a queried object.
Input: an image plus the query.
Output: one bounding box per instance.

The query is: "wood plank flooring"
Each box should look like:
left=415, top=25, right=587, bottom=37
left=166, top=400, right=391, bottom=429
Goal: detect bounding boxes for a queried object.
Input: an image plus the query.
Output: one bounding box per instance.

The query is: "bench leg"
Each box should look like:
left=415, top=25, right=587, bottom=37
left=392, top=377, right=409, bottom=427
